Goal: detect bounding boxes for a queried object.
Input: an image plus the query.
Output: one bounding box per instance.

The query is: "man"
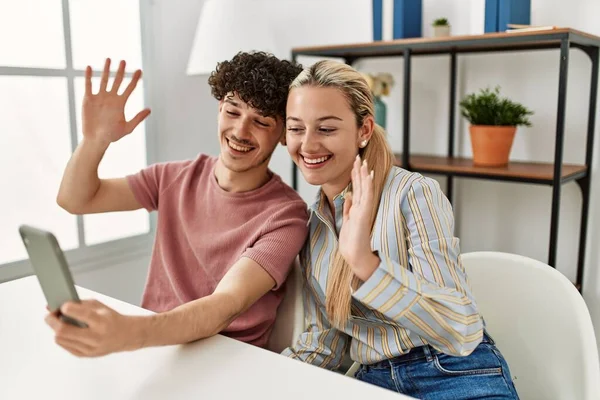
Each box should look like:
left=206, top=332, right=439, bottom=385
left=46, top=52, right=308, bottom=357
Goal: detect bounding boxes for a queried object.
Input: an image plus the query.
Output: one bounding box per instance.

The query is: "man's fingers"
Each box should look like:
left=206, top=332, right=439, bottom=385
left=122, top=69, right=142, bottom=99
left=46, top=313, right=78, bottom=338
left=126, top=108, right=151, bottom=133
left=47, top=315, right=99, bottom=347
left=87, top=299, right=105, bottom=308
left=110, top=60, right=126, bottom=93
left=55, top=337, right=94, bottom=357
left=99, top=58, right=111, bottom=92
left=61, top=302, right=97, bottom=326
left=45, top=312, right=61, bottom=330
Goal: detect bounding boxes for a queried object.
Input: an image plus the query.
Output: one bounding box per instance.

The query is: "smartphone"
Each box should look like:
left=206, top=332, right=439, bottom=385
left=19, top=225, right=87, bottom=328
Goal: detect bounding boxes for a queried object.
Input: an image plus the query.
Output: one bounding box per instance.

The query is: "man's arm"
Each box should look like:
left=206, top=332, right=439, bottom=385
left=57, top=140, right=142, bottom=214
left=45, top=257, right=276, bottom=357
left=134, top=256, right=276, bottom=347
left=56, top=57, right=150, bottom=215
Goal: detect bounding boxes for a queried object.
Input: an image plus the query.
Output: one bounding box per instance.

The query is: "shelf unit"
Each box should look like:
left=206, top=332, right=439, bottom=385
left=291, top=28, right=600, bottom=290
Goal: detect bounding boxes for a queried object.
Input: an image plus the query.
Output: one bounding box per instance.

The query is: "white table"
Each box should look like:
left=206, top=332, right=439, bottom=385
left=0, top=276, right=413, bottom=399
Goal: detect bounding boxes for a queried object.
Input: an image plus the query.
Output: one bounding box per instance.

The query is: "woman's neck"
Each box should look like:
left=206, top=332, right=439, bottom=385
left=322, top=177, right=351, bottom=213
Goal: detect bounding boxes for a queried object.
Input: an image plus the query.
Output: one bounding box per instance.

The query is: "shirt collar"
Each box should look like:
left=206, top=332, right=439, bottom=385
left=307, top=183, right=352, bottom=226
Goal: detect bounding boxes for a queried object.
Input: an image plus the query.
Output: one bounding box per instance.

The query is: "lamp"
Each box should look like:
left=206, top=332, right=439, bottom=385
left=186, top=0, right=372, bottom=76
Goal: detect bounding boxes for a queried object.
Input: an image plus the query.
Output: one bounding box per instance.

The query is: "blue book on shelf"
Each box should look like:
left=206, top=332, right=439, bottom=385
left=393, top=0, right=422, bottom=39
left=498, top=0, right=531, bottom=31
left=373, top=0, right=383, bottom=41
left=485, top=0, right=499, bottom=33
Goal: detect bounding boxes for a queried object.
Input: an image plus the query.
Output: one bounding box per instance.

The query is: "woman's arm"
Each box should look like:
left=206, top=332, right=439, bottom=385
left=353, top=176, right=483, bottom=356
left=339, top=161, right=483, bottom=356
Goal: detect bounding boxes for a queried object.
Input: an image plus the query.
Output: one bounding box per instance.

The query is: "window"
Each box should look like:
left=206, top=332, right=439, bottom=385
left=0, top=0, right=152, bottom=270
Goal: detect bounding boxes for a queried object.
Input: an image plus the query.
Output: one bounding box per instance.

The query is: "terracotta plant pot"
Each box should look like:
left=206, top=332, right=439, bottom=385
left=469, top=125, right=517, bottom=167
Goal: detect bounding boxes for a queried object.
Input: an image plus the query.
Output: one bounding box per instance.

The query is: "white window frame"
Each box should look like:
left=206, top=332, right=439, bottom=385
left=0, top=0, right=158, bottom=282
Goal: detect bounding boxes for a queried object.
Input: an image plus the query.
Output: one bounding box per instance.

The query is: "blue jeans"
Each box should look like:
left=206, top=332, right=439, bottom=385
left=355, top=333, right=519, bottom=399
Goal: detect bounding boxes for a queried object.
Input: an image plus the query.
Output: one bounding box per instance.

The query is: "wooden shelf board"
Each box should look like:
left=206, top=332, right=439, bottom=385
left=394, top=154, right=587, bottom=182
left=292, top=28, right=600, bottom=58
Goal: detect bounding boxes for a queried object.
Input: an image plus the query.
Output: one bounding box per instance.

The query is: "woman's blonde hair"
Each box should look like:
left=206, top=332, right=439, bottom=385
left=290, top=60, right=395, bottom=327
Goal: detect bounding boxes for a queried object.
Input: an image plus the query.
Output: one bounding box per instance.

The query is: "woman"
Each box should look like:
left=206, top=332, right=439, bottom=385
left=282, top=60, right=519, bottom=400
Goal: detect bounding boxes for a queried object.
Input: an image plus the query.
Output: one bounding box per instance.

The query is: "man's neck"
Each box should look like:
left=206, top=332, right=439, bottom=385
left=214, top=157, right=272, bottom=193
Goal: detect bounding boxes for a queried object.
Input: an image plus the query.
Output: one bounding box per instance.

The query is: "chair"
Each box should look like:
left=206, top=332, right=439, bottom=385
left=462, top=251, right=600, bottom=400
left=266, top=258, right=305, bottom=353
left=345, top=359, right=360, bottom=377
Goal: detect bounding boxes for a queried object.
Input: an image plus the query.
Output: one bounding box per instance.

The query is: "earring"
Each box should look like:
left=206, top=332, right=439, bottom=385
left=360, top=140, right=368, bottom=148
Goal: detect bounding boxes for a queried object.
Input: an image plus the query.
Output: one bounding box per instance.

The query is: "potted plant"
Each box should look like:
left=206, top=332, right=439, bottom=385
left=362, top=72, right=395, bottom=129
left=432, top=17, right=450, bottom=37
left=459, top=86, right=533, bottom=167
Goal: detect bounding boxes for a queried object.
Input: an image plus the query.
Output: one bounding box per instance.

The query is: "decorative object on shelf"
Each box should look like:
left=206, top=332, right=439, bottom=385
left=372, top=0, right=422, bottom=40
left=362, top=72, right=395, bottom=128
left=432, top=17, right=450, bottom=37
left=373, top=0, right=384, bottom=40
left=484, top=0, right=499, bottom=33
left=459, top=86, right=533, bottom=167
left=506, top=24, right=559, bottom=34
left=485, top=0, right=531, bottom=33
left=374, top=96, right=388, bottom=129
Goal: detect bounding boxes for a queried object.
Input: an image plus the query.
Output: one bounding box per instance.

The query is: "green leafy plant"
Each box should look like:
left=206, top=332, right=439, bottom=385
left=432, top=17, right=449, bottom=26
left=459, top=86, right=533, bottom=126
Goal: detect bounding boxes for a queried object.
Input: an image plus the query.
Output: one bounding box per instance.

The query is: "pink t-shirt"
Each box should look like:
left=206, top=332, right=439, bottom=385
left=126, top=154, right=308, bottom=347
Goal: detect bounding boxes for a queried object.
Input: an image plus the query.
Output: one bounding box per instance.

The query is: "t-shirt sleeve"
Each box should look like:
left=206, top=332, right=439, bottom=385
left=242, top=201, right=309, bottom=290
left=126, top=160, right=193, bottom=212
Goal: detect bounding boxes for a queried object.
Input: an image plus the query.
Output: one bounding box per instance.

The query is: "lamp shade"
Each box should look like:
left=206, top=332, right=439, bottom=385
left=186, top=0, right=278, bottom=75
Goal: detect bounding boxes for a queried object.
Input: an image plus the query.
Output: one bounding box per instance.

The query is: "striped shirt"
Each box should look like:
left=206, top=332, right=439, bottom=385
left=282, top=166, right=484, bottom=369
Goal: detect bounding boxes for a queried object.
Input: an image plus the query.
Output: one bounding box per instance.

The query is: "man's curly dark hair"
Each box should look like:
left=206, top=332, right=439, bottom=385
left=208, top=51, right=302, bottom=120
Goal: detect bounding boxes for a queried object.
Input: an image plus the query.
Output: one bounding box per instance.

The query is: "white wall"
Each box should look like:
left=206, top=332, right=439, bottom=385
left=149, top=0, right=220, bottom=162
left=89, top=0, right=600, bottom=344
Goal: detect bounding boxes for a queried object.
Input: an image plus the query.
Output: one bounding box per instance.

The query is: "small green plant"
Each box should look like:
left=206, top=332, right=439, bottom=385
left=432, top=17, right=449, bottom=26
left=459, top=86, right=533, bottom=126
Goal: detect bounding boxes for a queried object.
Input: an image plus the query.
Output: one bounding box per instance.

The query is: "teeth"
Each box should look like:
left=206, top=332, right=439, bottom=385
left=304, top=156, right=330, bottom=164
left=228, top=141, right=253, bottom=152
